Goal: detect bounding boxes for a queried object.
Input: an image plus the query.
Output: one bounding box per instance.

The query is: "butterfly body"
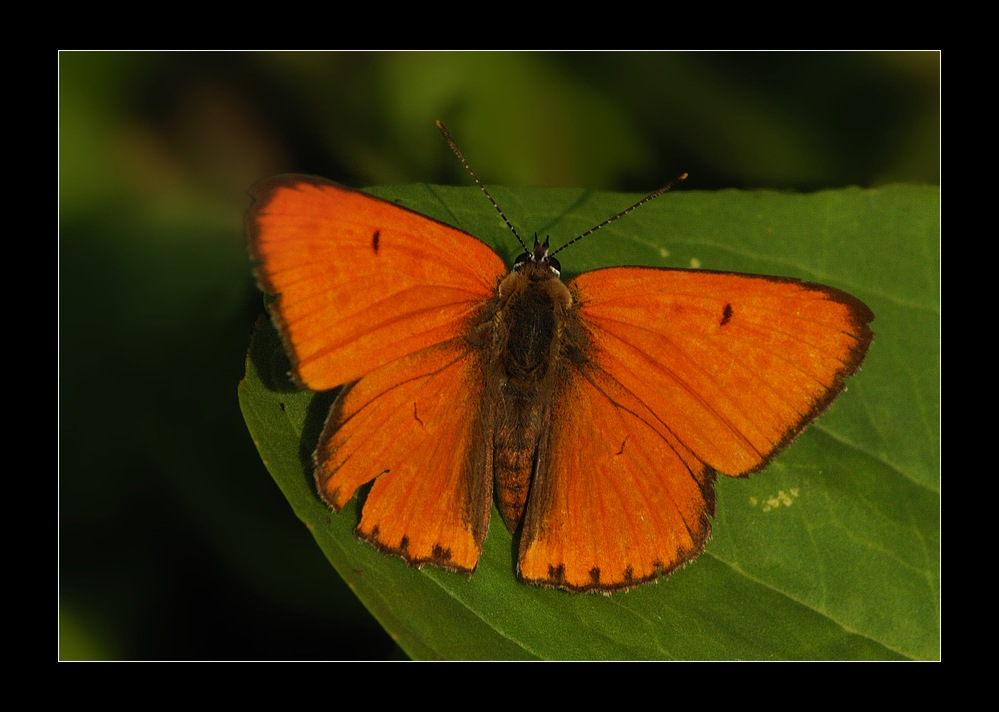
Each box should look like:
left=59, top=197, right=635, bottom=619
left=248, top=175, right=874, bottom=593
left=474, top=238, right=574, bottom=533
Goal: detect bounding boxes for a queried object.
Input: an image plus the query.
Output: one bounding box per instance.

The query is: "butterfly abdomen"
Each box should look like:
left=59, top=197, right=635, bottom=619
left=486, top=262, right=585, bottom=533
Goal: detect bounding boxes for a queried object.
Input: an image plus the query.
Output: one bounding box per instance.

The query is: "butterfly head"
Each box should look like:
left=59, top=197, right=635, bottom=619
left=514, top=235, right=561, bottom=278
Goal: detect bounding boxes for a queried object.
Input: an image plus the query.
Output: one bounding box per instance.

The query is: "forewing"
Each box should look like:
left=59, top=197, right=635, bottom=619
left=570, top=267, right=874, bottom=476
left=247, top=176, right=506, bottom=389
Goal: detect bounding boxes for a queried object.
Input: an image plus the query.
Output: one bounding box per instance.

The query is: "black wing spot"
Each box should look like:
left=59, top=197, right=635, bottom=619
left=720, top=303, right=733, bottom=326
left=547, top=564, right=566, bottom=584
left=413, top=403, right=424, bottom=427
left=372, top=230, right=381, bottom=254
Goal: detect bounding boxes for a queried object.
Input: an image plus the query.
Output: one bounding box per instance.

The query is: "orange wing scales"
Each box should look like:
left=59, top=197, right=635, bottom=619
left=248, top=177, right=504, bottom=390
left=316, top=340, right=491, bottom=573
left=519, top=365, right=715, bottom=591
left=572, top=268, right=873, bottom=476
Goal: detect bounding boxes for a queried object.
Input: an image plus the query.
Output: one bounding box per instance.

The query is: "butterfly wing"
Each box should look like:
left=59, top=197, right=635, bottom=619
left=248, top=176, right=507, bottom=572
left=518, top=360, right=717, bottom=590
left=315, top=339, right=494, bottom=572
left=248, top=176, right=505, bottom=389
left=519, top=267, right=874, bottom=591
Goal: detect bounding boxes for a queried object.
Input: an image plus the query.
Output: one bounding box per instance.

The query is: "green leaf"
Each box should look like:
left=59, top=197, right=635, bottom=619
left=239, top=183, right=939, bottom=660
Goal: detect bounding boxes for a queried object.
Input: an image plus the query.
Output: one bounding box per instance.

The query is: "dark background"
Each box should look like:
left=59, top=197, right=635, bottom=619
left=59, top=51, right=939, bottom=660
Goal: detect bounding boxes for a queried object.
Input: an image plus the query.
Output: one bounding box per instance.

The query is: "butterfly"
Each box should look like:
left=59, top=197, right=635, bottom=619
left=246, top=124, right=874, bottom=593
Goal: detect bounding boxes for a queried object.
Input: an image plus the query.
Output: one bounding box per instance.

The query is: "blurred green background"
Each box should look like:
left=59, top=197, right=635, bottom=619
left=59, top=51, right=939, bottom=660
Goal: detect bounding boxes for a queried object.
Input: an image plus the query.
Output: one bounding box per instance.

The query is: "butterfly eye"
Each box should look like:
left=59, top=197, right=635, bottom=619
left=547, top=255, right=561, bottom=276
left=514, top=252, right=531, bottom=270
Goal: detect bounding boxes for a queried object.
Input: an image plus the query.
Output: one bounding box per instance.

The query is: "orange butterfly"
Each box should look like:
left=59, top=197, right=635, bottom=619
left=247, top=125, right=874, bottom=593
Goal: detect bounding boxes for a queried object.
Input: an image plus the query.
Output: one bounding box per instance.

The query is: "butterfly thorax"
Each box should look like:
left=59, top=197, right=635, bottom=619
left=484, top=250, right=585, bottom=533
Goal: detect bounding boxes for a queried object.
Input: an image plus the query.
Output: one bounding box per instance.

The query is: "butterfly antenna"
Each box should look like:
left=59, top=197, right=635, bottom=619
left=550, top=173, right=688, bottom=257
left=437, top=120, right=530, bottom=253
